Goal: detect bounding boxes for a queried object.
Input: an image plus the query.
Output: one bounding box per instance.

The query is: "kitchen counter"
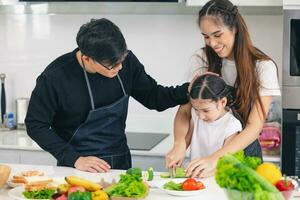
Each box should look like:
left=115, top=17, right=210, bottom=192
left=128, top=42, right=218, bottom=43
left=0, top=163, right=227, bottom=200
left=0, top=130, right=173, bottom=157
left=0, top=129, right=280, bottom=171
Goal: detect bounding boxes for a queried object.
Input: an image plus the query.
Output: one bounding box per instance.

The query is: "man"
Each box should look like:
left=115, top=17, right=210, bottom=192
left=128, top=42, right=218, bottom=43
left=25, top=18, right=189, bottom=173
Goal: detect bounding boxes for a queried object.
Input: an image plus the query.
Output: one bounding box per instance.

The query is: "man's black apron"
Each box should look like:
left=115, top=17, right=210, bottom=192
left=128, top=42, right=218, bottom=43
left=58, top=68, right=131, bottom=169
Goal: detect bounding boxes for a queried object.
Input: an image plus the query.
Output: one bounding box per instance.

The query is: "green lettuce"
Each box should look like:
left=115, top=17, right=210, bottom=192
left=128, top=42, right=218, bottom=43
left=104, top=173, right=147, bottom=198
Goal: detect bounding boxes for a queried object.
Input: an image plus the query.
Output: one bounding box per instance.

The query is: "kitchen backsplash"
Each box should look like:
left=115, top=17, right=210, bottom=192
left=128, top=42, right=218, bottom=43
left=0, top=14, right=283, bottom=133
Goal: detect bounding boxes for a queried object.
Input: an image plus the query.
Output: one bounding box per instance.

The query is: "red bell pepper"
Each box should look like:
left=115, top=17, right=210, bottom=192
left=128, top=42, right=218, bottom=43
left=275, top=177, right=295, bottom=191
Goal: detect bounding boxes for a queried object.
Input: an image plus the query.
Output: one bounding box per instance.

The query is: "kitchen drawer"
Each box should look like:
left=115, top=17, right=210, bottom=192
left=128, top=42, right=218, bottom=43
left=20, top=150, right=56, bottom=165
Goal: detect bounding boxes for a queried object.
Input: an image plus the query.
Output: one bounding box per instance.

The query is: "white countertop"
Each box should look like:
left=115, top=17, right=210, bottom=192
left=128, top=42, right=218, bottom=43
left=0, top=163, right=227, bottom=200
left=0, top=130, right=173, bottom=156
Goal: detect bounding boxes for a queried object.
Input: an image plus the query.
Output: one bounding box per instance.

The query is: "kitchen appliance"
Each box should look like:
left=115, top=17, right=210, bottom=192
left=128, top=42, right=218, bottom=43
left=0, top=73, right=6, bottom=125
left=126, top=132, right=168, bottom=151
left=16, top=98, right=29, bottom=130
left=281, top=8, right=300, bottom=176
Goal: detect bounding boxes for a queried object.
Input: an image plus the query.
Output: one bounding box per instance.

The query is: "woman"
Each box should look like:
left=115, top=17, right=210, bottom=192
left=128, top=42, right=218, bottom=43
left=165, top=0, right=280, bottom=178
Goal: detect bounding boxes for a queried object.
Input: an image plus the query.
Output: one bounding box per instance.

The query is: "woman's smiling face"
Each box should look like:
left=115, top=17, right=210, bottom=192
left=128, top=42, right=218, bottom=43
left=200, top=16, right=236, bottom=60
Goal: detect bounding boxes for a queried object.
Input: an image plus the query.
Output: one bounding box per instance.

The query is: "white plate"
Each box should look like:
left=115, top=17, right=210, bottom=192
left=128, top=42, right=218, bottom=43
left=155, top=178, right=206, bottom=197
left=8, top=186, right=50, bottom=200
left=7, top=180, right=24, bottom=188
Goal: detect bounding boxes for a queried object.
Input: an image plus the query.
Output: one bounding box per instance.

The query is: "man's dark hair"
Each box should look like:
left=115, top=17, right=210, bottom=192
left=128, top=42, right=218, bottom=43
left=76, top=18, right=127, bottom=65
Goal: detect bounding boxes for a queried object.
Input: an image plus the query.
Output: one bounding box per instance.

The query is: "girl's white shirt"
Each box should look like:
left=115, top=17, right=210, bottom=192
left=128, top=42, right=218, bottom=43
left=188, top=48, right=281, bottom=96
left=190, top=108, right=242, bottom=160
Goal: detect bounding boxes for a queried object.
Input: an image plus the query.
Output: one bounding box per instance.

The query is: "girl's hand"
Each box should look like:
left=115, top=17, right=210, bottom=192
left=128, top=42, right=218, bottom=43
left=165, top=142, right=186, bottom=168
left=185, top=155, right=218, bottom=178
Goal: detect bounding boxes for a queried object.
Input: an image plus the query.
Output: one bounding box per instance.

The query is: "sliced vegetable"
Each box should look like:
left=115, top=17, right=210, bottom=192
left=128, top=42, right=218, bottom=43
left=182, top=178, right=205, bottom=191
left=175, top=167, right=186, bottom=178
left=160, top=167, right=187, bottom=178
left=163, top=181, right=183, bottom=191
left=143, top=167, right=154, bottom=181
left=160, top=172, right=170, bottom=178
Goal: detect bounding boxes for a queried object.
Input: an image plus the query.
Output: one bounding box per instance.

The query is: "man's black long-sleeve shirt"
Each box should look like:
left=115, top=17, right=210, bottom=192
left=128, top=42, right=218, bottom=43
left=25, top=49, right=189, bottom=167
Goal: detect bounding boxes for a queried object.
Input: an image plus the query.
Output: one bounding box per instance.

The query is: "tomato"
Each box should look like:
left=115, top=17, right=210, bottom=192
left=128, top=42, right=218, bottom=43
left=68, top=186, right=86, bottom=195
left=182, top=178, right=205, bottom=191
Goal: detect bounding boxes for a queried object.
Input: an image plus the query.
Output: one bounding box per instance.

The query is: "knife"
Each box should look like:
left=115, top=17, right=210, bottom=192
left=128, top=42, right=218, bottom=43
left=0, top=73, right=6, bottom=125
left=169, top=166, right=176, bottom=178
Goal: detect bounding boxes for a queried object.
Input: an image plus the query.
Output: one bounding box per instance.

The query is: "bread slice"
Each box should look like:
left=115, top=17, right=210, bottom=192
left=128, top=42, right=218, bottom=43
left=12, top=170, right=45, bottom=184
left=24, top=176, right=53, bottom=185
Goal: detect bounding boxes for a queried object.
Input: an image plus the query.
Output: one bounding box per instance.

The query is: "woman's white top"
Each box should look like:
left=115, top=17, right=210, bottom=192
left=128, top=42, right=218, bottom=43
left=190, top=109, right=242, bottom=160
left=188, top=49, right=281, bottom=96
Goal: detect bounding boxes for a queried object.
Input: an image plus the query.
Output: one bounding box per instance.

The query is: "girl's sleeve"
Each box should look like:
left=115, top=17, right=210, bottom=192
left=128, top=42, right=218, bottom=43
left=225, top=116, right=243, bottom=138
left=257, top=60, right=281, bottom=96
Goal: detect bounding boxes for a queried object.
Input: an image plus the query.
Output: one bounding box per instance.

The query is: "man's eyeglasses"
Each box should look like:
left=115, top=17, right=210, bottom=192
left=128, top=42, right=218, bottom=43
left=97, top=51, right=129, bottom=70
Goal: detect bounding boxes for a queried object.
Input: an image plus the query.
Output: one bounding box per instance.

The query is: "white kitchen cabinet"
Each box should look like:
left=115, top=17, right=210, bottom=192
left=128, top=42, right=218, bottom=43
left=0, top=149, right=20, bottom=164
left=20, top=150, right=57, bottom=165
left=283, top=0, right=300, bottom=6
left=186, top=0, right=282, bottom=6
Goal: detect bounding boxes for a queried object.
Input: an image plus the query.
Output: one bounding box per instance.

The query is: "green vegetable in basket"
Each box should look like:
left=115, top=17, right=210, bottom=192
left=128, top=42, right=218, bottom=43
left=215, top=151, right=284, bottom=200
left=126, top=167, right=142, bottom=178
left=23, top=188, right=56, bottom=199
left=104, top=173, right=147, bottom=198
left=68, top=191, right=92, bottom=200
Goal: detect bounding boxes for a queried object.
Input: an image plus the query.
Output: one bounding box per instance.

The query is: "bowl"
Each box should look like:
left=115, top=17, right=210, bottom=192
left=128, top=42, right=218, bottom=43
left=223, top=188, right=294, bottom=200
left=0, top=164, right=11, bottom=188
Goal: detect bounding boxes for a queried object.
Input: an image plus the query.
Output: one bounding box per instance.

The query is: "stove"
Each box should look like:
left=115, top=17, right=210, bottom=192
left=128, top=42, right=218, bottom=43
left=125, top=132, right=169, bottom=151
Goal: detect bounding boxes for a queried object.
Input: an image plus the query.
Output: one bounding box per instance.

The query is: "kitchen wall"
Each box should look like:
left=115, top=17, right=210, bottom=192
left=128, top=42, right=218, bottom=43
left=0, top=13, right=283, bottom=134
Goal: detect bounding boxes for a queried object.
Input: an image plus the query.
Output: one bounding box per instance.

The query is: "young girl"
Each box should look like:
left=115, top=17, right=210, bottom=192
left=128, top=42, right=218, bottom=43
left=166, top=0, right=280, bottom=178
left=187, top=74, right=242, bottom=162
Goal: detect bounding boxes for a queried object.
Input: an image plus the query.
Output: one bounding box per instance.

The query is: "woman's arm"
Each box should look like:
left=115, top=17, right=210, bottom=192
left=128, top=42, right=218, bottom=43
left=185, top=96, right=273, bottom=178
left=185, top=118, right=194, bottom=147
left=165, top=103, right=192, bottom=168
left=212, top=96, right=272, bottom=159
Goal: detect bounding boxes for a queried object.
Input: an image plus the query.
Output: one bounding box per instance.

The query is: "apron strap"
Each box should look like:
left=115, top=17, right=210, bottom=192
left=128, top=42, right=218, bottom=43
left=117, top=74, right=127, bottom=96
left=83, top=69, right=95, bottom=110
left=81, top=55, right=127, bottom=110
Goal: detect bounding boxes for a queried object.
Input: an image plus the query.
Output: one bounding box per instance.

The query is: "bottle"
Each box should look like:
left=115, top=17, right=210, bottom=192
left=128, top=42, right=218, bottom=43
left=5, top=112, right=15, bottom=129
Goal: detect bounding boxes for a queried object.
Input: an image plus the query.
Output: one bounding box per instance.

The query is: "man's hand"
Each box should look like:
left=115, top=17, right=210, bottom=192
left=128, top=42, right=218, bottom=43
left=185, top=155, right=218, bottom=178
left=165, top=142, right=187, bottom=168
left=74, top=156, right=111, bottom=173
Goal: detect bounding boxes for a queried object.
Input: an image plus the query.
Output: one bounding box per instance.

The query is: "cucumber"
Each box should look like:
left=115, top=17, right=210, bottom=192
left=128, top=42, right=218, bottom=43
left=160, top=172, right=170, bottom=178
left=144, top=167, right=154, bottom=181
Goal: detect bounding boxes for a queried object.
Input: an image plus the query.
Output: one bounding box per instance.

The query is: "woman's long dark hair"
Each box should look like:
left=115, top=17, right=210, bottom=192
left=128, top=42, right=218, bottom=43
left=197, top=0, right=277, bottom=123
